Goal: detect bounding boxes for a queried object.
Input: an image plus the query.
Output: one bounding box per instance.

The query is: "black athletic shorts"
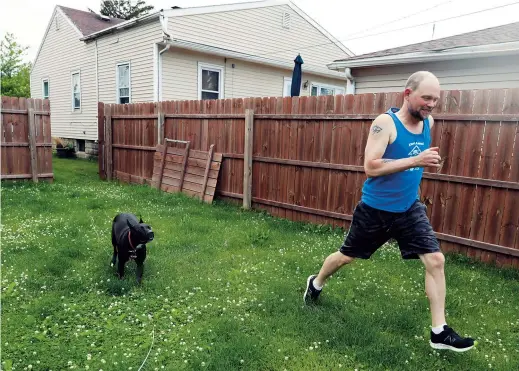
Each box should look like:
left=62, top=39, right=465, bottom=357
left=339, top=199, right=441, bottom=259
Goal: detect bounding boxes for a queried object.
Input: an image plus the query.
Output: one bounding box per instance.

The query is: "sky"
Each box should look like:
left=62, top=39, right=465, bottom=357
left=1, top=0, right=519, bottom=64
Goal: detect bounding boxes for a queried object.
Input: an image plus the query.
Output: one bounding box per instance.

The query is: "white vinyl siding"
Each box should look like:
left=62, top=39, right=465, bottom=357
left=96, top=20, right=163, bottom=104
left=116, top=62, right=131, bottom=104
left=353, top=56, right=519, bottom=93
left=161, top=48, right=346, bottom=100
left=168, top=4, right=349, bottom=77
left=30, top=10, right=97, bottom=140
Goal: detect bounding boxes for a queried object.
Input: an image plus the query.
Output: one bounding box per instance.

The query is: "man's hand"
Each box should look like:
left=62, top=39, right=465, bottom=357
left=413, top=147, right=441, bottom=168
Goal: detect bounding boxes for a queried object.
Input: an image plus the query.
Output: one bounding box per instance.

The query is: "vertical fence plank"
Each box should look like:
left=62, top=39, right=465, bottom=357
left=105, top=105, right=113, bottom=181
left=243, top=109, right=254, bottom=209
left=27, top=104, right=38, bottom=183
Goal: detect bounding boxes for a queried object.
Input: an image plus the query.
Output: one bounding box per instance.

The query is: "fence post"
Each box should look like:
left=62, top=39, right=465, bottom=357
left=27, top=103, right=39, bottom=183
left=243, top=109, right=254, bottom=209
left=104, top=105, right=113, bottom=181
left=98, top=102, right=105, bottom=179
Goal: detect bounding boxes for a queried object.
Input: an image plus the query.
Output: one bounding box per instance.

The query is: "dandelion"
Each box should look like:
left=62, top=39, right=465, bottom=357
left=240, top=360, right=244, bottom=364
left=87, top=354, right=92, bottom=361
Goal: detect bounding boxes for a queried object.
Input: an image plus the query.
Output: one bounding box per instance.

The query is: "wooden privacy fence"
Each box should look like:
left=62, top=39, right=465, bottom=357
left=98, top=87, right=519, bottom=268
left=1, top=96, right=53, bottom=182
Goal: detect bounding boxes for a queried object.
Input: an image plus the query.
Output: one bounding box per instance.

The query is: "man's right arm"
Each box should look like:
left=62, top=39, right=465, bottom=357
left=363, top=115, right=441, bottom=177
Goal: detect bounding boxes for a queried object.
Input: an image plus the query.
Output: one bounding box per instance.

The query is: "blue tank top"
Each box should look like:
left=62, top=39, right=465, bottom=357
left=361, top=107, right=431, bottom=213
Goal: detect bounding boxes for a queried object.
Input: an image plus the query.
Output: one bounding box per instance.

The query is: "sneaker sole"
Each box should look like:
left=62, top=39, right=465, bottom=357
left=303, top=275, right=316, bottom=305
left=429, top=341, right=474, bottom=352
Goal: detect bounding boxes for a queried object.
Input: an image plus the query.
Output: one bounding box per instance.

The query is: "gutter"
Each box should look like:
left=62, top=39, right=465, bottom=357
left=327, top=41, right=519, bottom=70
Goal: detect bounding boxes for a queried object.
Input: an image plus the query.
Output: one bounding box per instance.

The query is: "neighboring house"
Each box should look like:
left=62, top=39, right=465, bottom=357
left=327, top=21, right=519, bottom=94
left=30, top=0, right=353, bottom=156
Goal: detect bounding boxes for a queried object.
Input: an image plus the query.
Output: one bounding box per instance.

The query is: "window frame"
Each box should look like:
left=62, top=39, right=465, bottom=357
left=116, top=61, right=131, bottom=104
left=42, top=78, right=49, bottom=100
left=197, top=62, right=225, bottom=100
left=71, top=71, right=81, bottom=111
left=310, top=82, right=346, bottom=97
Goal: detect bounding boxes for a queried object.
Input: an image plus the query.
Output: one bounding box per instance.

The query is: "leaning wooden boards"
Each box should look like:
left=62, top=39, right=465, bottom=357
left=151, top=143, right=222, bottom=203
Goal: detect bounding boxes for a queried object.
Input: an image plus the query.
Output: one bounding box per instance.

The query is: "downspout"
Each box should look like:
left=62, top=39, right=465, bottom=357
left=345, top=67, right=356, bottom=95
left=157, top=10, right=171, bottom=101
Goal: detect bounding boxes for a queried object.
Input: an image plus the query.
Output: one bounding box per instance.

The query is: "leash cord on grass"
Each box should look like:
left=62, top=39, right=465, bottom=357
left=138, top=325, right=155, bottom=371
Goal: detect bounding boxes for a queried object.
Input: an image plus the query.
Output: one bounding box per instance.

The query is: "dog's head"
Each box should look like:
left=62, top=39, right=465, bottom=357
left=127, top=216, right=154, bottom=246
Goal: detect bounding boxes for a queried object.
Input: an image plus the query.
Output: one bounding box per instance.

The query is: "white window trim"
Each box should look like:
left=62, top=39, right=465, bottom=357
left=42, top=78, right=49, bottom=99
left=283, top=77, right=292, bottom=97
left=310, top=82, right=346, bottom=96
left=197, top=62, right=225, bottom=100
left=116, top=61, right=132, bottom=104
left=71, top=70, right=81, bottom=112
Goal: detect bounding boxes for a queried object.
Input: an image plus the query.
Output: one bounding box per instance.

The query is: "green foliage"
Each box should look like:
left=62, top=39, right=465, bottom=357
left=0, top=33, right=31, bottom=98
left=100, top=0, right=154, bottom=20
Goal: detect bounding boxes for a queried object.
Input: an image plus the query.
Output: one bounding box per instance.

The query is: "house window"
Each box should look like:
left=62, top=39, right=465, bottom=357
left=77, top=139, right=85, bottom=152
left=71, top=72, right=81, bottom=110
left=42, top=79, right=49, bottom=99
left=116, top=62, right=131, bottom=104
left=198, top=63, right=224, bottom=100
left=311, top=83, right=345, bottom=96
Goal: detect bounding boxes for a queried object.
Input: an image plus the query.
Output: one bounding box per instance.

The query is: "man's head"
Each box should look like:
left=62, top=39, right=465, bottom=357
left=403, top=71, right=441, bottom=120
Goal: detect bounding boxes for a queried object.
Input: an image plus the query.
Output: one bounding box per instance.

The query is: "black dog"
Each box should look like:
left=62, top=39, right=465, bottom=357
left=111, top=213, right=154, bottom=284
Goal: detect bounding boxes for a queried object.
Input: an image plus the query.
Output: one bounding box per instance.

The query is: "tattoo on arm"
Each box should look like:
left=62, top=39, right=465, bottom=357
left=371, top=125, right=383, bottom=134
left=382, top=159, right=395, bottom=163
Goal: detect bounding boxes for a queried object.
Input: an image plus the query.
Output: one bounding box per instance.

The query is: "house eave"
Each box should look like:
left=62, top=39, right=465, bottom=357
left=327, top=41, right=519, bottom=71
left=166, top=39, right=346, bottom=80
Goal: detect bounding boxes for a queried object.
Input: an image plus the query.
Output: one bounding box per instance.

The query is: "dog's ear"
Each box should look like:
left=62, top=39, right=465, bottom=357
left=139, top=215, right=144, bottom=224
left=127, top=218, right=137, bottom=229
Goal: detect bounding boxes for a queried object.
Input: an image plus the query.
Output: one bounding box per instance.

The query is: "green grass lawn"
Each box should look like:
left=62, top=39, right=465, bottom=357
left=2, top=157, right=518, bottom=371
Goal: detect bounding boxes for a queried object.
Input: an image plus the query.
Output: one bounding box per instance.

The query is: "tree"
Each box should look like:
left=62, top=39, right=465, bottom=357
left=100, top=0, right=154, bottom=20
left=0, top=33, right=31, bottom=98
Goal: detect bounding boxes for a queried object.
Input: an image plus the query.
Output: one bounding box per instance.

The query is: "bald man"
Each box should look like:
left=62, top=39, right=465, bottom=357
left=304, top=71, right=474, bottom=352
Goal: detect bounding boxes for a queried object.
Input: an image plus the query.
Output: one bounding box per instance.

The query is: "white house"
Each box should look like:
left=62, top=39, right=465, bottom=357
left=30, top=0, right=353, bottom=156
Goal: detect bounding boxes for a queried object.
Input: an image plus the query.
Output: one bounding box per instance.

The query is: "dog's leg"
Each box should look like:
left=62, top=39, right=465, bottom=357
left=117, top=255, right=127, bottom=279
left=111, top=229, right=117, bottom=267
left=135, top=247, right=147, bottom=284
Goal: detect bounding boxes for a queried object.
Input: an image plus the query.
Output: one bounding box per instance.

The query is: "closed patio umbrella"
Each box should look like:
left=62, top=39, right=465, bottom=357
left=290, top=54, right=304, bottom=97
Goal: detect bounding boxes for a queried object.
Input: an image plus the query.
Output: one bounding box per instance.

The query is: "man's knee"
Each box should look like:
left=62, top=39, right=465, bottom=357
left=336, top=251, right=355, bottom=266
left=422, top=251, right=445, bottom=271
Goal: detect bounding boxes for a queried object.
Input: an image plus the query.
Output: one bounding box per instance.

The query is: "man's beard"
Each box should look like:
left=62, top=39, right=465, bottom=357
left=408, top=106, right=429, bottom=120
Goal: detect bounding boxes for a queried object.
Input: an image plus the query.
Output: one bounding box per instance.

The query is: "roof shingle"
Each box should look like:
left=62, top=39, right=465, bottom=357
left=59, top=5, right=125, bottom=37
left=335, top=21, right=519, bottom=62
